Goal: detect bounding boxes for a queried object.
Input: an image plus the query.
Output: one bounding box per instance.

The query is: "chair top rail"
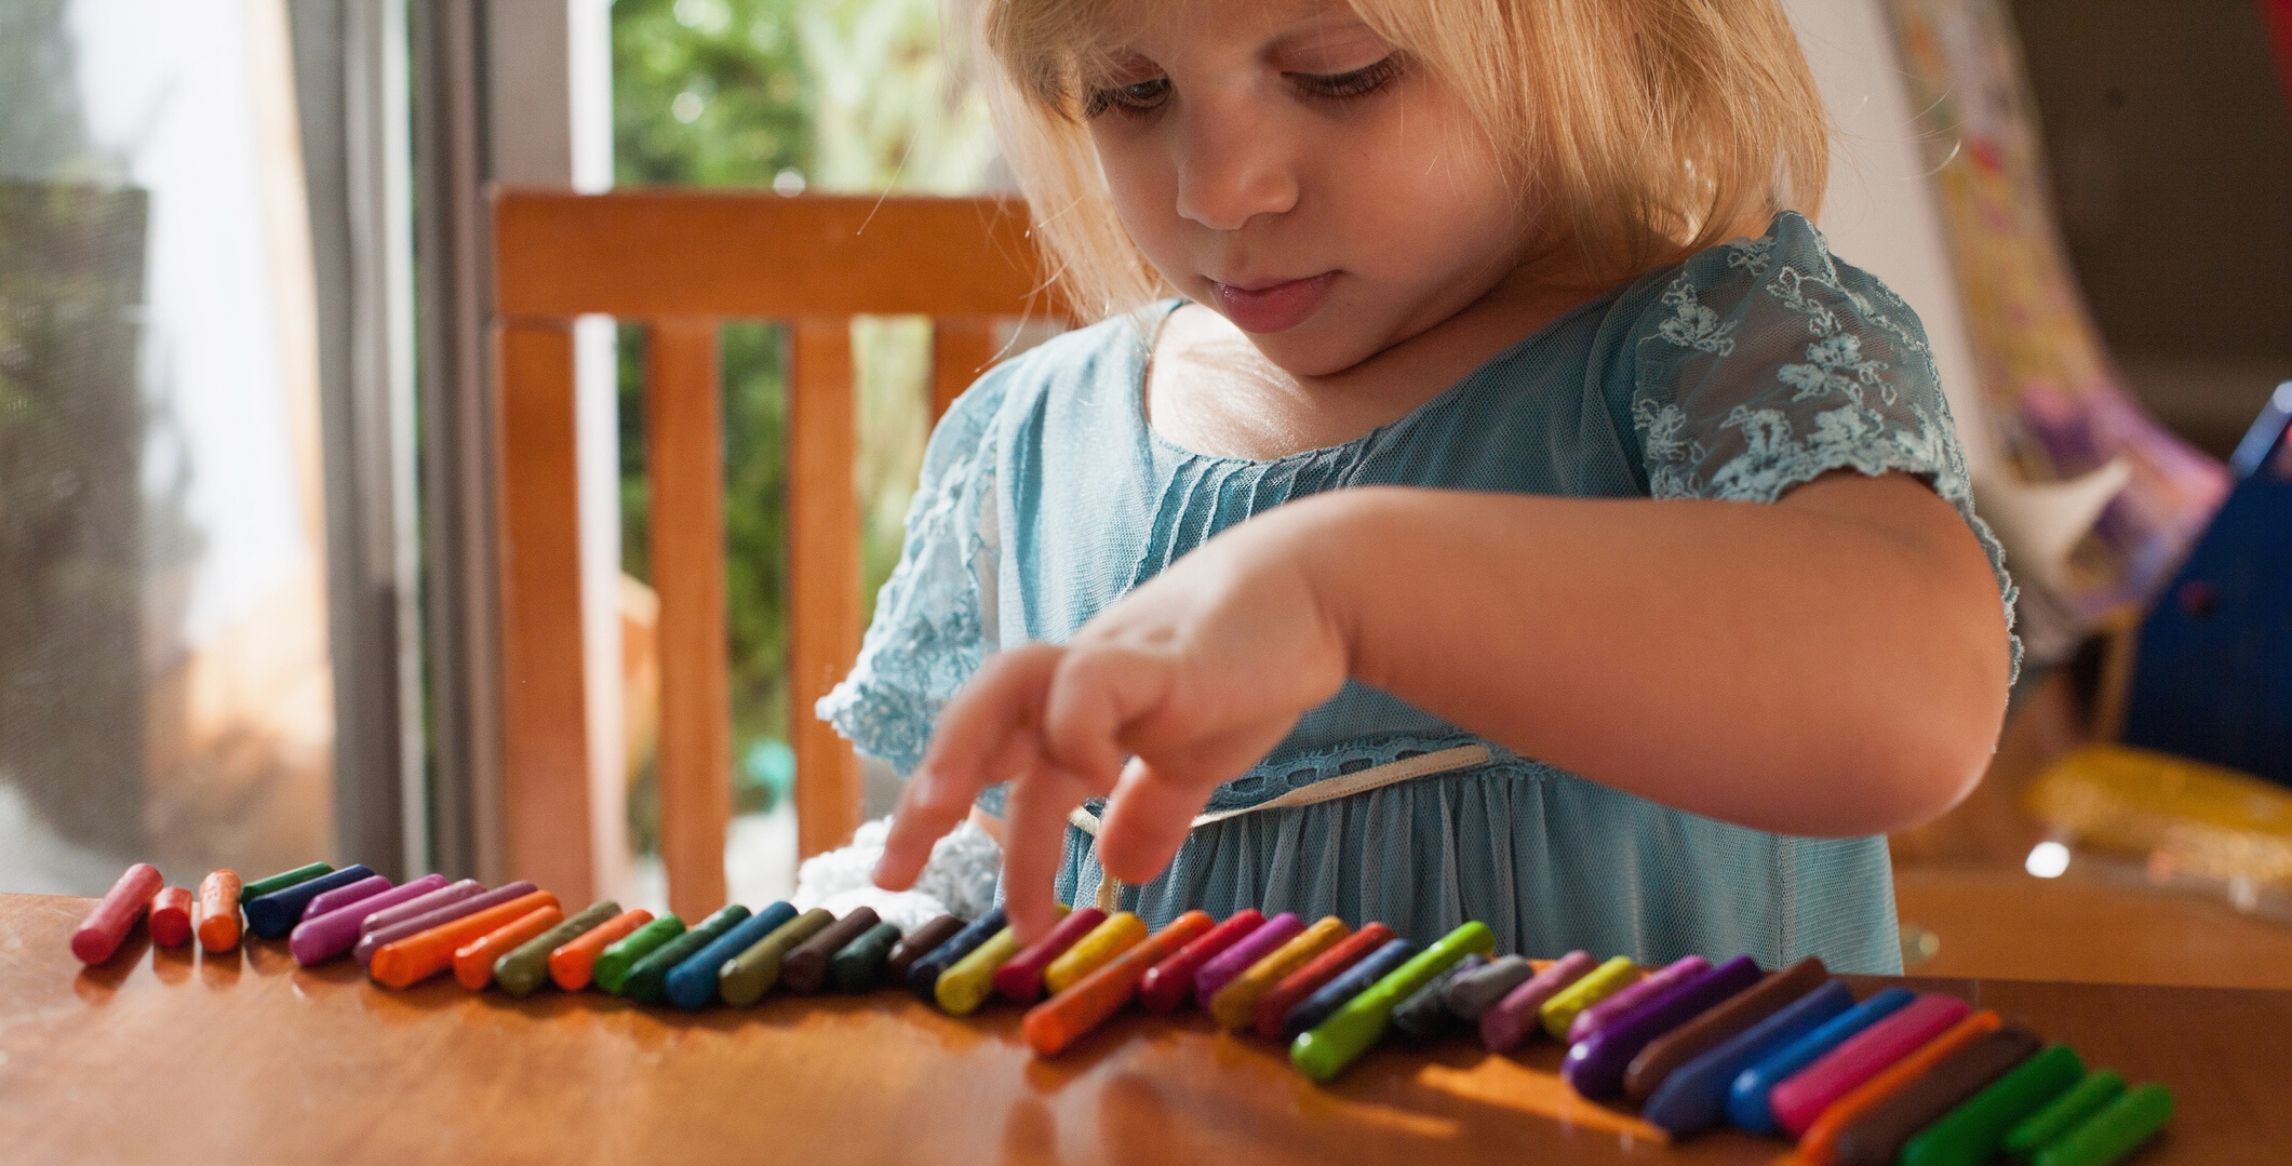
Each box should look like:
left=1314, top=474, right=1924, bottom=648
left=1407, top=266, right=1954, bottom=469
left=492, top=188, right=1057, bottom=322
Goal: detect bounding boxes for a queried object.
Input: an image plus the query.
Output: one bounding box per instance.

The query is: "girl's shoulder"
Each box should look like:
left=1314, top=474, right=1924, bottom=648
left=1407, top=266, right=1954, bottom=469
left=1616, top=209, right=1928, bottom=359
left=936, top=306, right=1163, bottom=436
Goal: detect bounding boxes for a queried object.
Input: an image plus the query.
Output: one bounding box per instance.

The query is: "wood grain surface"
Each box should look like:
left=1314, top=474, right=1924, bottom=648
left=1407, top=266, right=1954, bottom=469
left=1, top=894, right=2279, bottom=1165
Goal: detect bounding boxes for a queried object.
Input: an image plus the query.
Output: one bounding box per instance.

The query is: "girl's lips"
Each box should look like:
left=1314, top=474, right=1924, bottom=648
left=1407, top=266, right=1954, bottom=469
left=1209, top=272, right=1337, bottom=334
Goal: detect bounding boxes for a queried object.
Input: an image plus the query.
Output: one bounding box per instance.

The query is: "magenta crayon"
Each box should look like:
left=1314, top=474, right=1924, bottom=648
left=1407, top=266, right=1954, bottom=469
left=354, top=881, right=535, bottom=967
left=1563, top=954, right=1762, bottom=1098
left=1771, top=992, right=1973, bottom=1137
left=303, top=874, right=393, bottom=920
left=359, top=877, right=482, bottom=937
left=72, top=862, right=164, bottom=965
left=1569, top=954, right=1709, bottom=1043
left=1193, top=912, right=1304, bottom=1009
left=289, top=874, right=451, bottom=966
left=1138, top=909, right=1263, bottom=1014
left=1480, top=950, right=1596, bottom=1051
left=995, top=907, right=1108, bottom=1005
left=147, top=887, right=195, bottom=949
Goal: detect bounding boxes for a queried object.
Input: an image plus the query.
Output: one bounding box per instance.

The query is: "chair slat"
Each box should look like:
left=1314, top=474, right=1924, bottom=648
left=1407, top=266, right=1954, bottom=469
left=645, top=319, right=733, bottom=921
left=493, top=320, right=598, bottom=906
left=930, top=318, right=1000, bottom=424
left=787, top=317, right=863, bottom=858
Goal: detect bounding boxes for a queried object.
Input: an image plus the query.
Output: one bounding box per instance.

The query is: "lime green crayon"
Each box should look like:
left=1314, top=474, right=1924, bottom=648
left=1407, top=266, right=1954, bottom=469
left=595, top=914, right=685, bottom=995
left=621, top=904, right=750, bottom=1004
left=1903, top=1043, right=2083, bottom=1166
left=718, top=908, right=832, bottom=1006
left=2031, top=1083, right=2173, bottom=1166
left=494, top=899, right=621, bottom=997
left=239, top=862, right=333, bottom=906
left=1540, top=955, right=1640, bottom=1040
left=2006, top=1070, right=2125, bottom=1159
left=1291, top=921, right=1495, bottom=1083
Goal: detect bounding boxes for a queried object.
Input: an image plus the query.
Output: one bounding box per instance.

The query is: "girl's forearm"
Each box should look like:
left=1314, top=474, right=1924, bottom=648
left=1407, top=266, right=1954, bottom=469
left=1281, top=480, right=2011, bottom=836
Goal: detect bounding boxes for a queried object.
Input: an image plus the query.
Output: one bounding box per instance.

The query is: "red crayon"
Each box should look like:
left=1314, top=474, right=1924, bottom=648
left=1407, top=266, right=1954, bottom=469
left=1137, top=909, right=1263, bottom=1014
left=1252, top=921, right=1395, bottom=1039
left=148, top=886, right=196, bottom=948
left=73, top=863, right=165, bottom=965
left=995, top=907, right=1109, bottom=1005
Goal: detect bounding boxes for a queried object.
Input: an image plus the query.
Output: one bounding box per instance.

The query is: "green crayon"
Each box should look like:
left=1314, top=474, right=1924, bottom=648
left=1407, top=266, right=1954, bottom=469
left=239, top=862, right=333, bottom=906
left=596, top=914, right=686, bottom=995
left=719, top=908, right=832, bottom=1006
left=828, top=921, right=904, bottom=992
left=1291, top=921, right=1496, bottom=1083
left=621, top=905, right=751, bottom=1004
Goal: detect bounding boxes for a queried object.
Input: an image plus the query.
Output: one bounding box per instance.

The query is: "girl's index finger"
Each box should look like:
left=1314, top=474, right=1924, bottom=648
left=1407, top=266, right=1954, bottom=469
left=874, top=645, right=1065, bottom=889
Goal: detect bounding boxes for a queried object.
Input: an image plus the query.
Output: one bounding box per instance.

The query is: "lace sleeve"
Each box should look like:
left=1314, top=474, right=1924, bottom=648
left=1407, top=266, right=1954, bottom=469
left=1628, top=211, right=2021, bottom=681
left=812, top=371, right=1009, bottom=777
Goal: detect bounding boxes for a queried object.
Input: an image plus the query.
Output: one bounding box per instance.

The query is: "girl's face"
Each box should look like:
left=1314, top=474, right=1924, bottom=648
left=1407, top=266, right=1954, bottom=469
left=1082, top=0, right=1535, bottom=379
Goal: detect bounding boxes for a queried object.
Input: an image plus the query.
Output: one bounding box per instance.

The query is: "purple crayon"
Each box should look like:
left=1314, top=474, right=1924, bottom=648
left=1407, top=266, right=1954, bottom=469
left=1563, top=954, right=1763, bottom=1098
left=359, top=878, right=484, bottom=938
left=303, top=875, right=394, bottom=921
left=1569, top=954, right=1710, bottom=1043
left=1194, top=913, right=1304, bottom=1008
left=354, top=881, right=536, bottom=968
left=289, top=875, right=448, bottom=966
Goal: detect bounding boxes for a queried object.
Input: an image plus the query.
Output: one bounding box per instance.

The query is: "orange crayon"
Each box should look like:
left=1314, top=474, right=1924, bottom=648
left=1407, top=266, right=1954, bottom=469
left=1797, top=1008, right=2004, bottom=1166
left=196, top=870, right=243, bottom=952
left=1023, top=910, right=1213, bottom=1057
left=549, top=908, right=654, bottom=991
left=453, top=904, right=565, bottom=990
left=369, top=890, right=559, bottom=990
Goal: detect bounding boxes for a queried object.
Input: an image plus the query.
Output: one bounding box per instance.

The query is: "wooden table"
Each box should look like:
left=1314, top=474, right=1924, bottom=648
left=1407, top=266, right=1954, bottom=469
left=1, top=895, right=2282, bottom=1165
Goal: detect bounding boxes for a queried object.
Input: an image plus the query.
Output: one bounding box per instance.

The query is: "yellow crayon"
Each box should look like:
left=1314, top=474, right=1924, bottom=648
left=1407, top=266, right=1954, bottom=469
left=937, top=908, right=1063, bottom=1016
left=1539, top=955, right=1642, bottom=1041
left=1043, top=911, right=1147, bottom=996
left=1209, top=915, right=1352, bottom=1030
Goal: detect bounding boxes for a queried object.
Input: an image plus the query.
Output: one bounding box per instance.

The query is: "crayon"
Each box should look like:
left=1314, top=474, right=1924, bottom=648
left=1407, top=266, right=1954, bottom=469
left=549, top=908, right=655, bottom=991
left=1539, top=955, right=1641, bottom=1041
left=1138, top=909, right=1264, bottom=1014
left=369, top=889, right=560, bottom=989
left=356, top=882, right=537, bottom=968
left=238, top=862, right=332, bottom=905
left=1798, top=1010, right=2002, bottom=1166
left=2004, top=1070, right=2126, bottom=1161
left=1564, top=954, right=1763, bottom=1099
left=1900, top=1043, right=2083, bottom=1166
left=1192, top=913, right=1303, bottom=1008
left=304, top=875, right=394, bottom=920
left=993, top=907, right=1107, bottom=1005
left=453, top=904, right=565, bottom=990
left=72, top=863, right=164, bottom=965
left=594, top=915, right=687, bottom=996
left=1022, top=910, right=1212, bottom=1057
left=1441, top=954, right=1534, bottom=1022
left=196, top=869, right=243, bottom=952
left=1569, top=954, right=1708, bottom=1043
left=1479, top=950, right=1596, bottom=1051
left=938, top=912, right=1051, bottom=1016
left=719, top=908, right=831, bottom=1005
left=495, top=900, right=623, bottom=997
left=1771, top=992, right=1973, bottom=1136
left=359, top=878, right=484, bottom=938
left=1283, top=938, right=1420, bottom=1040
left=622, top=904, right=751, bottom=1003
left=828, top=921, right=905, bottom=992
left=289, top=875, right=452, bottom=966
left=1728, top=986, right=1915, bottom=1135
left=886, top=915, right=966, bottom=982
left=246, top=864, right=379, bottom=939
left=782, top=907, right=883, bottom=993
left=1292, top=922, right=1495, bottom=1081
left=1623, top=957, right=1826, bottom=1101
left=2029, top=1083, right=2172, bottom=1166
left=662, top=902, right=797, bottom=1010
left=1255, top=923, right=1394, bottom=1040
left=1209, top=915, right=1350, bottom=1031
left=1641, top=979, right=1855, bottom=1137
left=1044, top=912, right=1147, bottom=997
left=1389, top=954, right=1487, bottom=1043
left=148, top=887, right=195, bottom=949
left=1826, top=1026, right=2043, bottom=1166
left=907, top=906, right=1009, bottom=1000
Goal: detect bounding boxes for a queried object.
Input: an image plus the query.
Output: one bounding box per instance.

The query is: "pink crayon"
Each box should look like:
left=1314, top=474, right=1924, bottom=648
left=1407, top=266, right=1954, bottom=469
left=303, top=874, right=394, bottom=921
left=1569, top=954, right=1710, bottom=1043
left=72, top=863, right=165, bottom=965
left=1193, top=913, right=1304, bottom=1008
left=1481, top=950, right=1597, bottom=1052
left=354, top=881, right=535, bottom=968
left=289, top=874, right=450, bottom=966
left=358, top=878, right=483, bottom=938
left=1771, top=992, right=1972, bottom=1137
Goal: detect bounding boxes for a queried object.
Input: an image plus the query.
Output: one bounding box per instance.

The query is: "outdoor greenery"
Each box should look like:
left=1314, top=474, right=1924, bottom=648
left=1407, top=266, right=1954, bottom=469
left=610, top=0, right=999, bottom=844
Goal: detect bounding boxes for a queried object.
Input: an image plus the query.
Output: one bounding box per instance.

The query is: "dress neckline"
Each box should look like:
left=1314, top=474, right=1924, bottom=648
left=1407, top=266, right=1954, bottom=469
left=1128, top=286, right=1630, bottom=468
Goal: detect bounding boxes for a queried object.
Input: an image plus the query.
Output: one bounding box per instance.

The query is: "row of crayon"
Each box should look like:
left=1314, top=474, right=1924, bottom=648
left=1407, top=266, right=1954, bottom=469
left=72, top=863, right=2171, bottom=1165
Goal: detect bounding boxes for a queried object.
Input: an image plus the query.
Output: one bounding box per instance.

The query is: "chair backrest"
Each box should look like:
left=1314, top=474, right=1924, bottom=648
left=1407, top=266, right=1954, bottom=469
left=489, top=189, right=1055, bottom=918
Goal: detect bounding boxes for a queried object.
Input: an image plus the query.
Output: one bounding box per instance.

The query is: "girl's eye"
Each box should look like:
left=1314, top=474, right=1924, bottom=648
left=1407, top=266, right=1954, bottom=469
left=1082, top=77, right=1171, bottom=119
left=1288, top=53, right=1405, bottom=102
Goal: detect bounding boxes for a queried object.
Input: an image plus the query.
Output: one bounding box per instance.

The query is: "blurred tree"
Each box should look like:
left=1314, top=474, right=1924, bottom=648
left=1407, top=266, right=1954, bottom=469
left=610, top=0, right=997, bottom=842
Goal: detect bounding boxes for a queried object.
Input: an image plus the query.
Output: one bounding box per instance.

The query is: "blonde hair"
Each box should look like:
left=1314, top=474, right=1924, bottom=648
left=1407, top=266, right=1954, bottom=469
left=955, top=0, right=1829, bottom=323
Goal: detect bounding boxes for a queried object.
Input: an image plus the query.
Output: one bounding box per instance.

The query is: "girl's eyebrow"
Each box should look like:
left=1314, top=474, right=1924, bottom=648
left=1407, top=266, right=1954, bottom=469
left=1258, top=17, right=1385, bottom=62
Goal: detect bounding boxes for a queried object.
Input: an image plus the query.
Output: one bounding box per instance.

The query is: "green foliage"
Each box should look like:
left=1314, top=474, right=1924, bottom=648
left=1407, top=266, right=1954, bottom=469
left=611, top=0, right=998, bottom=841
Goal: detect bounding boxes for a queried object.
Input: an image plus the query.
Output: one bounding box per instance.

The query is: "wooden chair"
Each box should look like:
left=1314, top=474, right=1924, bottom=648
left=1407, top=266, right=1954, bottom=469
left=489, top=190, right=1058, bottom=918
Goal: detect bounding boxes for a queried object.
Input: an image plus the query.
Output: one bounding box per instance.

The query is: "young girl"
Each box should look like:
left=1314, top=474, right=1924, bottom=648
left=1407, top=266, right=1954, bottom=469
left=818, top=0, right=2018, bottom=974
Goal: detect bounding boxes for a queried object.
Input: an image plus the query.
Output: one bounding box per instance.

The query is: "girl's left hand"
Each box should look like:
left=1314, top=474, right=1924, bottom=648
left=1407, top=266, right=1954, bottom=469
left=872, top=504, right=1352, bottom=942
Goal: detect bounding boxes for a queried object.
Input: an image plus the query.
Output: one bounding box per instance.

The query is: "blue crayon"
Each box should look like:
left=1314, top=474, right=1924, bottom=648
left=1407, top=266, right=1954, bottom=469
left=244, top=864, right=378, bottom=939
left=1642, top=979, right=1856, bottom=1136
left=1281, top=938, right=1422, bottom=1040
left=664, top=900, right=798, bottom=1010
left=1727, top=985, right=1914, bottom=1134
left=907, top=905, right=1007, bottom=999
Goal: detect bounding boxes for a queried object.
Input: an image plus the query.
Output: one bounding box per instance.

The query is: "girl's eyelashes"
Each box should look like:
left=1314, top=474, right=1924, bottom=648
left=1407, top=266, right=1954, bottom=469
left=1080, top=52, right=1406, bottom=120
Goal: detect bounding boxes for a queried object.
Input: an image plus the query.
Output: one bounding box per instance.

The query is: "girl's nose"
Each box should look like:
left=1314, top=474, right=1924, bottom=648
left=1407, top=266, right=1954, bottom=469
left=1173, top=108, right=1299, bottom=232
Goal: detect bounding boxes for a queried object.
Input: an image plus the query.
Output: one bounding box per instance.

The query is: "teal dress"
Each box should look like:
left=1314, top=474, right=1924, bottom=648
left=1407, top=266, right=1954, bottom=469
left=818, top=213, right=2018, bottom=974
